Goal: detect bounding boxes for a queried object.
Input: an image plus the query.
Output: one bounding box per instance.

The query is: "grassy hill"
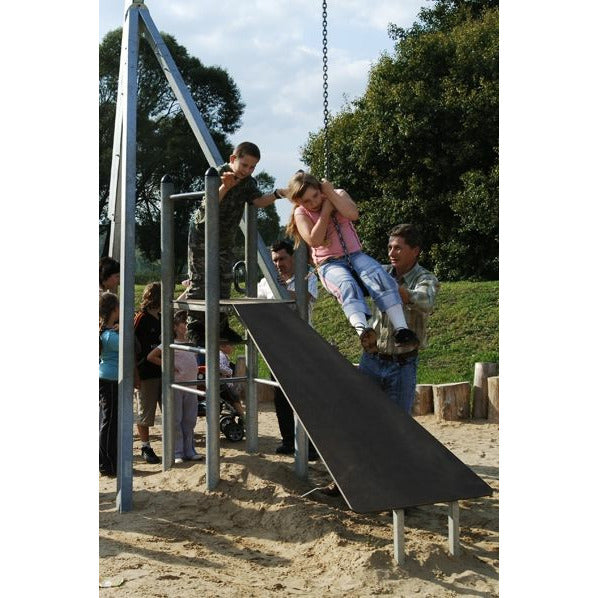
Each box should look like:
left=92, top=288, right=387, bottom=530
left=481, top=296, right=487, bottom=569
left=134, top=279, right=498, bottom=386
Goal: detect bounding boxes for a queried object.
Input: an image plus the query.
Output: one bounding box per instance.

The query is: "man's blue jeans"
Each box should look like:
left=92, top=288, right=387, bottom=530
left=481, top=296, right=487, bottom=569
left=358, top=352, right=419, bottom=414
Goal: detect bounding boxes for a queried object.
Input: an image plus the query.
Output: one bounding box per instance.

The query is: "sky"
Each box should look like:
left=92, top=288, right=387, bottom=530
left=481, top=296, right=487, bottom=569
left=99, top=0, right=430, bottom=224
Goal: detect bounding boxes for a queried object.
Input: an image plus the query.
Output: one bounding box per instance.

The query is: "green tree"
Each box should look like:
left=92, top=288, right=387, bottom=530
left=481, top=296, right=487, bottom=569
left=302, top=0, right=498, bottom=280
left=100, top=29, right=278, bottom=273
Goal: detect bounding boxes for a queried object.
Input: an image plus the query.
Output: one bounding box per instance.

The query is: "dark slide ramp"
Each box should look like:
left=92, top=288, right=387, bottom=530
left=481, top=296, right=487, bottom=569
left=235, top=303, right=492, bottom=513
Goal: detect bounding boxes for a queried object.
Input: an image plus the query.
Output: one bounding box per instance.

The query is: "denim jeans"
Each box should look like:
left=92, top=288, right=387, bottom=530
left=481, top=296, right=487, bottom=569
left=318, top=251, right=401, bottom=319
left=173, top=389, right=198, bottom=459
left=358, top=352, right=419, bottom=414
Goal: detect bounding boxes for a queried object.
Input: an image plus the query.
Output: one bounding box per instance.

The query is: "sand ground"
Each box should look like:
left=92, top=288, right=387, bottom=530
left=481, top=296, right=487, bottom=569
left=99, top=403, right=498, bottom=597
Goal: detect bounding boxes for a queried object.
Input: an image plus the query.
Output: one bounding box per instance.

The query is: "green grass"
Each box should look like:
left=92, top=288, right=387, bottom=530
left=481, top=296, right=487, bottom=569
left=134, top=279, right=498, bottom=385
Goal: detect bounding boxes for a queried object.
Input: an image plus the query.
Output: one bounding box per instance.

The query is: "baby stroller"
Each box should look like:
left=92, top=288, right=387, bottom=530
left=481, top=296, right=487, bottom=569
left=196, top=365, right=245, bottom=442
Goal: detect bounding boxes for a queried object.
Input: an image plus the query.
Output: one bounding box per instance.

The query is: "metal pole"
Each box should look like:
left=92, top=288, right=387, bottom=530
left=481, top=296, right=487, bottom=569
left=116, top=4, right=140, bottom=513
left=244, top=203, right=258, bottom=453
left=205, top=167, right=221, bottom=490
left=448, top=501, right=460, bottom=556
left=294, top=241, right=309, bottom=478
left=160, top=175, right=175, bottom=470
left=393, top=509, right=406, bottom=565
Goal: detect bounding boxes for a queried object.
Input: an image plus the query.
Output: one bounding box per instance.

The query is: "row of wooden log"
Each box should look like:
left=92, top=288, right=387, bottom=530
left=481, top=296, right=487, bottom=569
left=414, top=362, right=499, bottom=422
left=238, top=359, right=499, bottom=423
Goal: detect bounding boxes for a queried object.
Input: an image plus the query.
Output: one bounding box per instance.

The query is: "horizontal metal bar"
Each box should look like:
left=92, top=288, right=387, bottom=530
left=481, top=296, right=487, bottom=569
left=171, top=376, right=247, bottom=385
left=167, top=191, right=205, bottom=201
left=254, top=377, right=281, bottom=388
left=168, top=343, right=205, bottom=354
left=170, top=383, right=205, bottom=396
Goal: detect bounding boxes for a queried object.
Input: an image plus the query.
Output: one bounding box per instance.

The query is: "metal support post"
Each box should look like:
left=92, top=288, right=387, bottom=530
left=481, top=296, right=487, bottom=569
left=294, top=241, right=309, bottom=478
left=244, top=203, right=259, bottom=452
left=448, top=501, right=460, bottom=556
left=205, top=167, right=221, bottom=490
left=115, top=5, right=140, bottom=514
left=393, top=509, right=406, bottom=565
left=160, top=176, right=175, bottom=470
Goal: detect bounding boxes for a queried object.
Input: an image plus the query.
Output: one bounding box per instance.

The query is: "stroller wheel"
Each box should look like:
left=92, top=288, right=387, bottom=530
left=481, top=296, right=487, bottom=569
left=223, top=421, right=244, bottom=442
left=220, top=415, right=234, bottom=433
left=197, top=400, right=207, bottom=417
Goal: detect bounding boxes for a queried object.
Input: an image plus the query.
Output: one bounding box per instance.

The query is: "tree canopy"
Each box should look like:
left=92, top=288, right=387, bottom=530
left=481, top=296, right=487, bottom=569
left=99, top=29, right=279, bottom=272
left=302, top=0, right=498, bottom=280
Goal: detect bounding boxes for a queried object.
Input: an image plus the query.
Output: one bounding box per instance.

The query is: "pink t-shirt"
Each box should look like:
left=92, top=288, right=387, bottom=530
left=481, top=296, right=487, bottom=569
left=295, top=201, right=361, bottom=265
left=155, top=341, right=198, bottom=382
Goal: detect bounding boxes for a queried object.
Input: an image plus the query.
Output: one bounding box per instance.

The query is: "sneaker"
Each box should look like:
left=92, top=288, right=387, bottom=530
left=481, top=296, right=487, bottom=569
left=275, top=444, right=295, bottom=455
left=359, top=327, right=378, bottom=354
left=141, top=445, right=160, bottom=464
left=393, top=328, right=420, bottom=349
left=174, top=457, right=184, bottom=464
left=185, top=453, right=204, bottom=461
left=320, top=482, right=341, bottom=497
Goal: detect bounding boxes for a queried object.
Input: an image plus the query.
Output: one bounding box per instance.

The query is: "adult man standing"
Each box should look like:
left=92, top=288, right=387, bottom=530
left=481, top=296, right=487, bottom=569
left=257, top=240, right=319, bottom=458
left=359, top=224, right=439, bottom=414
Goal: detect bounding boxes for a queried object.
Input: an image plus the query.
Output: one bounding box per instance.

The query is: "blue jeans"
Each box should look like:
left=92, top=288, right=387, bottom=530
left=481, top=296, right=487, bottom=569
left=358, top=352, right=419, bottom=414
left=318, top=252, right=401, bottom=319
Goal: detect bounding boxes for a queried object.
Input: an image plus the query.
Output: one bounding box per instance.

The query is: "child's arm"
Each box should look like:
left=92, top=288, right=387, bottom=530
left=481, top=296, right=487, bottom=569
left=147, top=346, right=162, bottom=367
left=320, top=179, right=359, bottom=221
left=219, top=352, right=234, bottom=377
left=294, top=199, right=335, bottom=248
left=252, top=186, right=289, bottom=208
left=219, top=171, right=286, bottom=208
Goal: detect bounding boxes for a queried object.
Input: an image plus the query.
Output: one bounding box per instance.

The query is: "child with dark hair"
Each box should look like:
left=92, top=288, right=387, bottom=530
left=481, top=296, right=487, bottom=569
left=99, top=256, right=120, bottom=294
left=186, top=141, right=287, bottom=345
left=99, top=292, right=120, bottom=476
left=147, top=310, right=202, bottom=463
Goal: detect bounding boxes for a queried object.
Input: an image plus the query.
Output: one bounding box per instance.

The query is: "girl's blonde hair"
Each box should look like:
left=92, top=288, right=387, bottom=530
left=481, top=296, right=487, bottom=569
left=285, top=171, right=322, bottom=247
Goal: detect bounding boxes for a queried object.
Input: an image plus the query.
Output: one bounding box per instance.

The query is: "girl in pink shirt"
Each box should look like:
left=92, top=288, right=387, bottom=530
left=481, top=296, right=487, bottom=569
left=285, top=171, right=418, bottom=353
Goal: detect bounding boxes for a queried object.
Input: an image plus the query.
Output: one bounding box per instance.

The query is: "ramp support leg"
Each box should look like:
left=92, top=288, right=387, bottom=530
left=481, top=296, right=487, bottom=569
left=294, top=421, right=308, bottom=479
left=448, top=501, right=460, bottom=556
left=392, top=509, right=405, bottom=565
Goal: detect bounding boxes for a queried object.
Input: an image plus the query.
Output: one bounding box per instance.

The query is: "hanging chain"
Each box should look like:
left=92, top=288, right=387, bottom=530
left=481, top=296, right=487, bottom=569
left=322, top=0, right=330, bottom=179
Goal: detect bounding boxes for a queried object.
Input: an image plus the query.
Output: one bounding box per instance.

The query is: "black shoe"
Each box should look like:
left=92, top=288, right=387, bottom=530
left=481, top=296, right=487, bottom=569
left=359, top=327, right=378, bottom=354
left=141, top=446, right=160, bottom=464
left=320, top=482, right=341, bottom=497
left=393, top=328, right=419, bottom=349
left=275, top=444, right=295, bottom=455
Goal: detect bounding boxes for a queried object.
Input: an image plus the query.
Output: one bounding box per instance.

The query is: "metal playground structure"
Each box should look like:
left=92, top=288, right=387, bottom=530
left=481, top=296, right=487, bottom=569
left=104, top=0, right=491, bottom=565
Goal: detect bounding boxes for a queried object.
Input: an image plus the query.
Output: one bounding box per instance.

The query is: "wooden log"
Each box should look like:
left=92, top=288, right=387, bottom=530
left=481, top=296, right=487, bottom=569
left=487, top=376, right=499, bottom=423
left=257, top=383, right=275, bottom=402
left=433, top=382, right=471, bottom=421
left=412, top=384, right=434, bottom=416
left=472, top=362, right=499, bottom=419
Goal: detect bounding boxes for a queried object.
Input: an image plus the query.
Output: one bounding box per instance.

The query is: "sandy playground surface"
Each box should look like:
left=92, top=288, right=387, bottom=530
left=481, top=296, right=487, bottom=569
left=99, top=403, right=498, bottom=597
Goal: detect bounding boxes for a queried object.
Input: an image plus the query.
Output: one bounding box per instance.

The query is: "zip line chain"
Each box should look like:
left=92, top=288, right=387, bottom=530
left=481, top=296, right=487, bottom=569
left=322, top=0, right=330, bottom=179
